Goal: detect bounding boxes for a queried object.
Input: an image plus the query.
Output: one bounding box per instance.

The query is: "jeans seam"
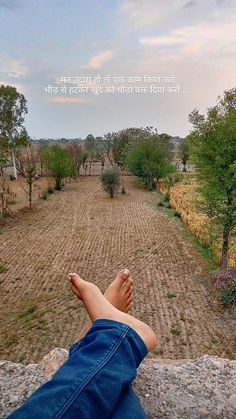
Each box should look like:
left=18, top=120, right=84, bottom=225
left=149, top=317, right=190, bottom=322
left=52, top=325, right=130, bottom=419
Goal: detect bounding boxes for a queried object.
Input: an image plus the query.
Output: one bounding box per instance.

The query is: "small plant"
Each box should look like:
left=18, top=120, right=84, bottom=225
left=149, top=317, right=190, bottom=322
left=157, top=201, right=164, bottom=207
left=163, top=193, right=170, bottom=202
left=166, top=292, right=177, bottom=299
left=174, top=211, right=181, bottom=218
left=100, top=169, right=120, bottom=198
left=219, top=286, right=236, bottom=306
left=18, top=305, right=37, bottom=319
left=165, top=202, right=172, bottom=209
left=170, top=324, right=181, bottom=336
left=41, top=190, right=49, bottom=200
left=0, top=264, right=7, bottom=273
left=153, top=348, right=164, bottom=356
left=47, top=187, right=54, bottom=194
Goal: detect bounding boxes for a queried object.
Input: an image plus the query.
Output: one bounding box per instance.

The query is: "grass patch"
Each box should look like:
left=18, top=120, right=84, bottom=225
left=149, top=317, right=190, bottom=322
left=219, top=287, right=236, bottom=306
left=163, top=193, right=170, bottom=202
left=17, top=305, right=37, bottom=319
left=47, top=187, right=54, bottom=194
left=0, top=264, right=7, bottom=273
left=153, top=348, right=164, bottom=356
left=166, top=292, right=177, bottom=299
left=170, top=324, right=181, bottom=336
left=41, top=190, right=49, bottom=200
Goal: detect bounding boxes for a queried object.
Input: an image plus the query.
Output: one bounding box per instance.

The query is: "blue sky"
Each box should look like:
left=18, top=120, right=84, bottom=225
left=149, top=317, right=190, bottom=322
left=0, top=0, right=236, bottom=138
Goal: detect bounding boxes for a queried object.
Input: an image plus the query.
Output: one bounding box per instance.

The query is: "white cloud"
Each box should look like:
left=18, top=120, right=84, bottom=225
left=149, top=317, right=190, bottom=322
left=87, top=50, right=113, bottom=69
left=139, top=18, right=236, bottom=59
left=140, top=36, right=184, bottom=47
left=0, top=54, right=28, bottom=78
left=120, top=0, right=236, bottom=30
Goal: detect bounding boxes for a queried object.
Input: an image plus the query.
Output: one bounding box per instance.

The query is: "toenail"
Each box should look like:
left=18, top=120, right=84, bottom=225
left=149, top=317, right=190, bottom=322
left=123, top=268, right=129, bottom=275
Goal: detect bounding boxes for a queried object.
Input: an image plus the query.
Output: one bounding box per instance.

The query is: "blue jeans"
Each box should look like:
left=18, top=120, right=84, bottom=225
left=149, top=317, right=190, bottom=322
left=8, top=320, right=148, bottom=418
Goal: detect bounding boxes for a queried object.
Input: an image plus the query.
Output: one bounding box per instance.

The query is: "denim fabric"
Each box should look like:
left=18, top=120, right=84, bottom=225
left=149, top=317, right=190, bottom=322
left=8, top=319, right=148, bottom=419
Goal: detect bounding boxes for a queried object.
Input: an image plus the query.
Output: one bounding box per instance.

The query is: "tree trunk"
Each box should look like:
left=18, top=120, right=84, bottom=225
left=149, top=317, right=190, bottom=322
left=12, top=150, right=17, bottom=179
left=29, top=178, right=32, bottom=208
left=56, top=177, right=61, bottom=190
left=110, top=190, right=114, bottom=198
left=221, top=223, right=230, bottom=269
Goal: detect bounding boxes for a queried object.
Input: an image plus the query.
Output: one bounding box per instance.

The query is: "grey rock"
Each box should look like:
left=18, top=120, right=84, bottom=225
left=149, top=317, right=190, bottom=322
left=0, top=352, right=236, bottom=418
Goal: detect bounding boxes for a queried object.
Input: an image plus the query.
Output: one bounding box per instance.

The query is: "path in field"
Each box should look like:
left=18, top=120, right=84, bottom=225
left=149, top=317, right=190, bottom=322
left=0, top=176, right=235, bottom=363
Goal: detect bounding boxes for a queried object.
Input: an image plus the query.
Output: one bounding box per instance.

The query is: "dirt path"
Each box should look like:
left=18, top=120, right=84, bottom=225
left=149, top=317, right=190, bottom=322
left=0, top=176, right=235, bottom=363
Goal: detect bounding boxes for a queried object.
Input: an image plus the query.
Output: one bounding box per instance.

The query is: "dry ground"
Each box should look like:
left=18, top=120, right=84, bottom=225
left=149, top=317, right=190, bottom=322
left=0, top=176, right=235, bottom=364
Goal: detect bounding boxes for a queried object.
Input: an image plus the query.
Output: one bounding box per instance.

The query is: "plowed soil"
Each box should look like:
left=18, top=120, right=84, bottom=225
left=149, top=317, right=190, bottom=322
left=0, top=176, right=235, bottom=363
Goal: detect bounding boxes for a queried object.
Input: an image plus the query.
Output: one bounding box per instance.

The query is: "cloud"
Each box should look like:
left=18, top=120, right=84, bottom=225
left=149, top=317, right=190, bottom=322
left=140, top=36, right=184, bottom=47
left=0, top=54, right=28, bottom=78
left=87, top=50, right=113, bottom=69
left=0, top=0, right=21, bottom=9
left=46, top=97, right=89, bottom=104
left=120, top=0, right=235, bottom=29
left=120, top=0, right=187, bottom=28
left=138, top=17, right=236, bottom=58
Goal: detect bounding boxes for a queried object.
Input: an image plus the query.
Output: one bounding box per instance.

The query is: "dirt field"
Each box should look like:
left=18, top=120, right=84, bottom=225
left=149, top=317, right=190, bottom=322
left=0, top=176, right=235, bottom=364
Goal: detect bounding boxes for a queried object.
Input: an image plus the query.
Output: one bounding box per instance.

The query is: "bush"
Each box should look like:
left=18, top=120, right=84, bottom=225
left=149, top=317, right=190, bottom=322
left=41, top=190, right=49, bottom=200
left=219, top=287, right=236, bottom=306
left=162, top=172, right=183, bottom=190
left=165, top=202, right=172, bottom=209
left=47, top=187, right=54, bottom=194
left=43, top=145, right=75, bottom=190
left=100, top=169, right=120, bottom=198
left=174, top=211, right=181, bottom=218
left=163, top=193, right=170, bottom=202
left=126, top=136, right=174, bottom=190
left=157, top=201, right=164, bottom=207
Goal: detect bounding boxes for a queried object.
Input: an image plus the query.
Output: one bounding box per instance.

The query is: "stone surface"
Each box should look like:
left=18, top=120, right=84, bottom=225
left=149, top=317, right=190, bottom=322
left=0, top=351, right=236, bottom=418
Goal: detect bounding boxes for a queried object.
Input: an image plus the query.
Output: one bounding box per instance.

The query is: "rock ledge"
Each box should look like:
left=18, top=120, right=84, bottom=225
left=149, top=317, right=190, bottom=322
left=0, top=350, right=236, bottom=418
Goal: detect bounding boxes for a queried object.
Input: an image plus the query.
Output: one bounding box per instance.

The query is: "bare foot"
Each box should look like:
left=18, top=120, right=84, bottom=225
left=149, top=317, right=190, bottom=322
left=104, top=269, right=133, bottom=312
left=71, top=269, right=133, bottom=342
left=68, top=273, right=157, bottom=353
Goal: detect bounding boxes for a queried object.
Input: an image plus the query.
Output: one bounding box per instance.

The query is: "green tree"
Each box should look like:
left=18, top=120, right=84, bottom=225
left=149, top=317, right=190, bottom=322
left=126, top=136, right=174, bottom=190
left=100, top=169, right=120, bottom=198
left=188, top=88, right=236, bottom=270
left=84, top=134, right=96, bottom=175
left=178, top=138, right=189, bottom=172
left=0, top=85, right=29, bottom=179
left=43, top=145, right=74, bottom=190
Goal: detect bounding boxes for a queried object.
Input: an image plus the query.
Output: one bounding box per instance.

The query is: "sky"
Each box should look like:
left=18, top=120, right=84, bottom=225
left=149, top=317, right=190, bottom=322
left=0, top=0, right=236, bottom=139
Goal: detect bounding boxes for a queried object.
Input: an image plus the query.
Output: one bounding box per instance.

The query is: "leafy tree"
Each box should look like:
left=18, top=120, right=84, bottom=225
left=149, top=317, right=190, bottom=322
left=126, top=136, right=174, bottom=190
left=100, top=169, right=120, bottom=198
left=188, top=88, right=236, bottom=270
left=0, top=156, right=11, bottom=177
left=178, top=138, right=189, bottom=172
left=43, top=145, right=74, bottom=190
left=67, top=143, right=83, bottom=177
left=0, top=85, right=29, bottom=179
left=17, top=145, right=39, bottom=208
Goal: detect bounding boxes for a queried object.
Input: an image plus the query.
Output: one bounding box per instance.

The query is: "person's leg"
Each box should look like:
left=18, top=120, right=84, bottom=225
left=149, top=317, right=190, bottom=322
left=74, top=268, right=133, bottom=342
left=68, top=273, right=157, bottom=352
left=8, top=274, right=157, bottom=419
